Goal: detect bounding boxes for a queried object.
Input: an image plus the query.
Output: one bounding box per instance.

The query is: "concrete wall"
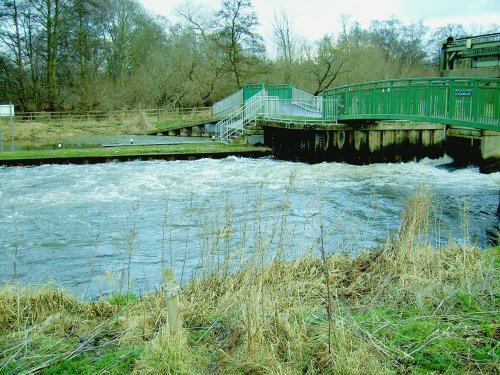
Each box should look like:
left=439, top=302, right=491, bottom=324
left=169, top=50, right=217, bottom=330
left=263, top=122, right=446, bottom=164
left=481, top=130, right=500, bottom=160
left=165, top=122, right=217, bottom=137
left=446, top=127, right=500, bottom=173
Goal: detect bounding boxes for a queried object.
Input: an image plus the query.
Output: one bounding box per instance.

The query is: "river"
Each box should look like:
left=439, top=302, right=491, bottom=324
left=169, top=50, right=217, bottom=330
left=0, top=156, right=498, bottom=298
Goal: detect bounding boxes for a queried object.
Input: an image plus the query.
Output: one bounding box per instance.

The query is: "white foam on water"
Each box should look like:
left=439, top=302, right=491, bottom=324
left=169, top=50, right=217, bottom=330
left=0, top=157, right=498, bottom=297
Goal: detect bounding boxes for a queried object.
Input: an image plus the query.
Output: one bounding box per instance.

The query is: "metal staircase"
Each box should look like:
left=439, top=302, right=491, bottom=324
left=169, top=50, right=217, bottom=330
left=213, top=84, right=340, bottom=143
left=215, top=89, right=266, bottom=143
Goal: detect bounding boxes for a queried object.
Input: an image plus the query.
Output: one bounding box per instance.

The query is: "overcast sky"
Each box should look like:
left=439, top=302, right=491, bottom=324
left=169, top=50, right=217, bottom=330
left=139, top=0, right=499, bottom=44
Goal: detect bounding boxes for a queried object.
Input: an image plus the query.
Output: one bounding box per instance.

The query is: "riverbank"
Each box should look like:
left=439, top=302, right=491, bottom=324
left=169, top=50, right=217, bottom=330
left=1, top=195, right=498, bottom=374
left=0, top=108, right=211, bottom=143
left=0, top=143, right=271, bottom=166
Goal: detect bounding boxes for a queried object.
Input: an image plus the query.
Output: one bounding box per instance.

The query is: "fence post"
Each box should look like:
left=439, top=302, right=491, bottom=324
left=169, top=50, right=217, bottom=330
left=9, top=103, right=14, bottom=151
left=157, top=108, right=160, bottom=122
left=162, top=268, right=182, bottom=334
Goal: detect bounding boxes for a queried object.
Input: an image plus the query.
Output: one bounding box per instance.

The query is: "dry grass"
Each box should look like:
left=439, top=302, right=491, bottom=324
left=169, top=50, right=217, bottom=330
left=0, top=116, right=147, bottom=144
left=0, top=193, right=498, bottom=374
left=0, top=109, right=211, bottom=145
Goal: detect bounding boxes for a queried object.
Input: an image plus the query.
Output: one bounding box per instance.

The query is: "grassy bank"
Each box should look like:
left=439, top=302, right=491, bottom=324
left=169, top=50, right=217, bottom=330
left=0, top=195, right=498, bottom=374
left=0, top=112, right=212, bottom=146
left=0, top=143, right=265, bottom=161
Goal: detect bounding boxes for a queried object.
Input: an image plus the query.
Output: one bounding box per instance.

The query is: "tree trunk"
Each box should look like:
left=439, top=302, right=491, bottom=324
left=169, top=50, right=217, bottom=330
left=46, top=0, right=60, bottom=111
left=13, top=0, right=27, bottom=110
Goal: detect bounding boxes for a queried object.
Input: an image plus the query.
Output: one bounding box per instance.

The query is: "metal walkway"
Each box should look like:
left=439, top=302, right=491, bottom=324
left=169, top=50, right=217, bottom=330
left=213, top=77, right=500, bottom=142
left=214, top=86, right=335, bottom=142
left=324, top=77, right=500, bottom=131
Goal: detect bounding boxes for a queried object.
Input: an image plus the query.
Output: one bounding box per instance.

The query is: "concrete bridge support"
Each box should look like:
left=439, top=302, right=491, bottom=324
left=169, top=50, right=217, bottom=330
left=263, top=122, right=446, bottom=164
left=163, top=122, right=217, bottom=137
left=446, top=127, right=500, bottom=173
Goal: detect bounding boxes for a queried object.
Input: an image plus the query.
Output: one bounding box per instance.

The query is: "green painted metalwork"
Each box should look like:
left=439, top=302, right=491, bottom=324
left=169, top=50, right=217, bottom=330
left=243, top=83, right=266, bottom=102
left=268, top=83, right=293, bottom=99
left=323, top=77, right=500, bottom=131
left=440, top=33, right=500, bottom=72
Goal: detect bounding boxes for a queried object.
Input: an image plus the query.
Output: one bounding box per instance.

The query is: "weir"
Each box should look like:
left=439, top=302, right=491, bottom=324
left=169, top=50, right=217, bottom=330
left=210, top=76, right=500, bottom=171
left=263, top=122, right=446, bottom=164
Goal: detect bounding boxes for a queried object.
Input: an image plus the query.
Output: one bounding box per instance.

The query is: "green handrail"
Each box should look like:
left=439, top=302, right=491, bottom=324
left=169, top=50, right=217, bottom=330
left=323, top=77, right=500, bottom=131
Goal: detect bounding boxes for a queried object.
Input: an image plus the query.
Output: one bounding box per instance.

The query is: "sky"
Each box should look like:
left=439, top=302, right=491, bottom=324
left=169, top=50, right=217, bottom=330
left=139, top=0, right=499, bottom=47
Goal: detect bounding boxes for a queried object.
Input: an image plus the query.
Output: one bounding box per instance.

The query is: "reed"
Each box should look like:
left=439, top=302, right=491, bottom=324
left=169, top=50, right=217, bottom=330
left=0, top=192, right=497, bottom=374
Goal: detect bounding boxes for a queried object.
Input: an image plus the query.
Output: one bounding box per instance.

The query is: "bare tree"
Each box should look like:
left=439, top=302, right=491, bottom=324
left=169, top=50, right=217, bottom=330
left=31, top=0, right=68, bottom=110
left=369, top=18, right=428, bottom=78
left=0, top=0, right=29, bottom=109
left=176, top=1, right=227, bottom=104
left=309, top=35, right=346, bottom=95
left=176, top=1, right=212, bottom=42
left=214, top=0, right=264, bottom=87
left=272, top=4, right=294, bottom=81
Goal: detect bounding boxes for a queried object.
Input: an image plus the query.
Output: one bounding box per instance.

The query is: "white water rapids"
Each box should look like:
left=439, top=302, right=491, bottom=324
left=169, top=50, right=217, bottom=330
left=0, top=156, right=498, bottom=298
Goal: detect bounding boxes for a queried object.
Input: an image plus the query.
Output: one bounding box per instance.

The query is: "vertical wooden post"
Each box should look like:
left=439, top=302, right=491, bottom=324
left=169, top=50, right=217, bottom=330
left=163, top=268, right=181, bottom=334
left=157, top=108, right=160, bottom=122
left=9, top=103, right=14, bottom=151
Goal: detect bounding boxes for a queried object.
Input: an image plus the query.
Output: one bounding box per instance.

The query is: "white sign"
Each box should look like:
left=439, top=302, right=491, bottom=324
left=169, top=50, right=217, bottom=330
left=0, top=104, right=14, bottom=117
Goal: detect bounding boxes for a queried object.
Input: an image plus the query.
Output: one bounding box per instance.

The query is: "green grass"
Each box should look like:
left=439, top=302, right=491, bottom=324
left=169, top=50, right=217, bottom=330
left=39, top=347, right=142, bottom=375
left=0, top=143, right=266, bottom=160
left=107, top=292, right=138, bottom=307
left=352, top=303, right=499, bottom=374
left=483, top=245, right=500, bottom=268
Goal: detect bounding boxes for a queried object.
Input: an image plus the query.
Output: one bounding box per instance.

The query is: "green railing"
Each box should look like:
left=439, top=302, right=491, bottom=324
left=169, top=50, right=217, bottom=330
left=323, top=77, right=500, bottom=131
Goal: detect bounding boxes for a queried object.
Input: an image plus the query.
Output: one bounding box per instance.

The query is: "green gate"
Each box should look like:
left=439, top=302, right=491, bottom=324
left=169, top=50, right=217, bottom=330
left=243, top=83, right=265, bottom=102
left=268, top=83, right=293, bottom=99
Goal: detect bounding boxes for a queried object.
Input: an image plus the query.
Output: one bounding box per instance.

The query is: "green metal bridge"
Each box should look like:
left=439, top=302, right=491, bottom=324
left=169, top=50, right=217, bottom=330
left=323, top=77, right=500, bottom=131
left=212, top=77, right=500, bottom=142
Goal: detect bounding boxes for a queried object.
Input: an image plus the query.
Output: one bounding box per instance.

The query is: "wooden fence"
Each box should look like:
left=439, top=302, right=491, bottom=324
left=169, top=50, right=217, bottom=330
left=1, top=107, right=212, bottom=124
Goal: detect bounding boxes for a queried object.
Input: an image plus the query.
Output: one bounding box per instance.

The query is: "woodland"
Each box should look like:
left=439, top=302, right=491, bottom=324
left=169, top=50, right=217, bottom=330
left=0, top=0, right=497, bottom=112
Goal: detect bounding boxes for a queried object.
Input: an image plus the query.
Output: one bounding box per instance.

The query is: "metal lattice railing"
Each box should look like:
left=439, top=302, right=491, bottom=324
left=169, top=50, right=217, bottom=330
left=292, top=87, right=323, bottom=114
left=262, top=98, right=336, bottom=123
left=215, top=91, right=339, bottom=143
left=323, top=77, right=500, bottom=131
left=212, top=89, right=243, bottom=118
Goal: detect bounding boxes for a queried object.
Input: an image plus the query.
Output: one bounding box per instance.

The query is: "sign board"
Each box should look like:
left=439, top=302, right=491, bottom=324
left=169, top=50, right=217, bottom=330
left=0, top=103, right=14, bottom=151
left=0, top=104, right=14, bottom=117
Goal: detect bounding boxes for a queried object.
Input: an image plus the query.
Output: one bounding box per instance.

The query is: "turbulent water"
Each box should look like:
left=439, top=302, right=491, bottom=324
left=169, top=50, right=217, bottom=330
left=0, top=157, right=498, bottom=298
